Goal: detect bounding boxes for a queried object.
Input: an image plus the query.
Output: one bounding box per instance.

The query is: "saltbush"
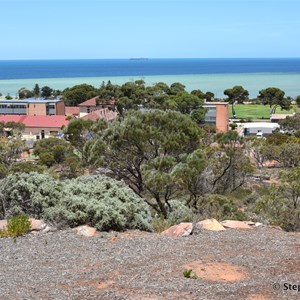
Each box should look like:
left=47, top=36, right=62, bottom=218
left=0, top=172, right=62, bottom=219
left=0, top=173, right=152, bottom=231
left=167, top=200, right=194, bottom=225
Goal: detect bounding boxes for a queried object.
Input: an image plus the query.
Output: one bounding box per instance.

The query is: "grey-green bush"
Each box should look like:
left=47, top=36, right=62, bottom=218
left=0, top=173, right=152, bottom=231
left=167, top=200, right=194, bottom=225
left=45, top=175, right=152, bottom=231
left=0, top=172, right=62, bottom=219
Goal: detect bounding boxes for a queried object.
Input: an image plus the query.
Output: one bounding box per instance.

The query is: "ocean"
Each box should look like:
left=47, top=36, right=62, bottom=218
left=0, top=58, right=300, bottom=98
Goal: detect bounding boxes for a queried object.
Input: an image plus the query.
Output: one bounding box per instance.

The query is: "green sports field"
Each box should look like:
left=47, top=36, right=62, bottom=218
left=228, top=104, right=297, bottom=119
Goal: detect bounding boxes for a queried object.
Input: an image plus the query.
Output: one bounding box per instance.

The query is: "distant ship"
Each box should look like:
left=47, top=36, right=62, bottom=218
left=129, top=57, right=149, bottom=60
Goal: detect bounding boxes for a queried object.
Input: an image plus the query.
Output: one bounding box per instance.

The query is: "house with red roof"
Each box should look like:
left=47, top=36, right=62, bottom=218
left=78, top=96, right=116, bottom=117
left=82, top=108, right=117, bottom=122
left=0, top=115, right=70, bottom=140
left=65, top=106, right=80, bottom=117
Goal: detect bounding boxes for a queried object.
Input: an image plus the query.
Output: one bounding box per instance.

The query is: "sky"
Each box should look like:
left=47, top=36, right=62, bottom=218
left=1, top=0, right=300, bottom=59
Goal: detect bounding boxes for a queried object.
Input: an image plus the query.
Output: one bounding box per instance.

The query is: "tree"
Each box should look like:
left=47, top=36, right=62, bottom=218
left=33, top=137, right=78, bottom=169
left=33, top=84, right=40, bottom=98
left=62, top=84, right=98, bottom=106
left=256, top=168, right=300, bottom=231
left=191, top=108, right=208, bottom=124
left=295, top=95, right=300, bottom=107
left=18, top=87, right=34, bottom=99
left=64, top=118, right=96, bottom=162
left=85, top=110, right=204, bottom=217
left=5, top=94, right=13, bottom=100
left=171, top=92, right=204, bottom=115
left=169, top=82, right=186, bottom=95
left=224, top=86, right=249, bottom=118
left=257, top=87, right=291, bottom=114
left=0, top=137, right=25, bottom=167
left=41, top=86, right=53, bottom=99
left=209, top=131, right=255, bottom=194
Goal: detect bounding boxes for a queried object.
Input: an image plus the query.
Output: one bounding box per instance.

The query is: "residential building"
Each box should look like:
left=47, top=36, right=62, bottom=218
left=65, top=106, right=80, bottom=117
left=203, top=102, right=229, bottom=133
left=0, top=115, right=70, bottom=141
left=82, top=108, right=118, bottom=122
left=270, top=113, right=295, bottom=123
left=0, top=99, right=65, bottom=116
left=78, top=96, right=116, bottom=117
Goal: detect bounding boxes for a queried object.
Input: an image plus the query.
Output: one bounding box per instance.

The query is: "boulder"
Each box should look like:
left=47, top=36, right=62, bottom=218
left=30, top=218, right=47, bottom=231
left=0, top=220, right=7, bottom=231
left=161, top=222, right=193, bottom=237
left=221, top=220, right=251, bottom=230
left=74, top=225, right=97, bottom=237
left=197, top=218, right=226, bottom=231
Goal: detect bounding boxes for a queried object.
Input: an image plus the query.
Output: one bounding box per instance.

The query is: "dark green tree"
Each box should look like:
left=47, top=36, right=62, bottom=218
left=62, top=84, right=98, bottom=106
left=33, top=84, right=40, bottom=98
left=257, top=87, right=291, bottom=114
left=224, top=86, right=249, bottom=118
left=41, top=86, right=53, bottom=99
left=18, top=87, right=34, bottom=99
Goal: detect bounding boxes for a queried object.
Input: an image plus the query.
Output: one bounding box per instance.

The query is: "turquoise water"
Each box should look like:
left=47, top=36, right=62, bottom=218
left=1, top=72, right=300, bottom=98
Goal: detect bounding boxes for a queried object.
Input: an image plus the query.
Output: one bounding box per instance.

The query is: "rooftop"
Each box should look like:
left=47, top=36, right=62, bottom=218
left=0, top=98, right=62, bottom=104
left=242, top=122, right=280, bottom=129
left=82, top=108, right=117, bottom=122
left=0, top=115, right=70, bottom=128
left=65, top=106, right=80, bottom=116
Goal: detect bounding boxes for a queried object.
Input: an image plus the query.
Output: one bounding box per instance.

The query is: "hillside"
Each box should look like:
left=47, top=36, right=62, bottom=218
left=1, top=227, right=299, bottom=300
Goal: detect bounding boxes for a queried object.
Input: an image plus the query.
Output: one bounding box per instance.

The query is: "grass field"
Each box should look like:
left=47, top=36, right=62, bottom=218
left=229, top=104, right=298, bottom=119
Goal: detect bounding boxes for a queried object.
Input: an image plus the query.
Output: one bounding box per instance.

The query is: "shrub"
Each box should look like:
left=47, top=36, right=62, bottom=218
left=0, top=214, right=31, bottom=237
left=44, top=175, right=153, bottom=231
left=152, top=215, right=170, bottom=233
left=167, top=200, right=194, bottom=225
left=196, top=194, right=247, bottom=221
left=0, top=172, right=62, bottom=219
left=0, top=173, right=152, bottom=232
left=9, top=162, right=46, bottom=174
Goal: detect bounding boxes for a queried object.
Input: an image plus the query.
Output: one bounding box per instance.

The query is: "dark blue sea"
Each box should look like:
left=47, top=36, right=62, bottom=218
left=1, top=58, right=300, bottom=80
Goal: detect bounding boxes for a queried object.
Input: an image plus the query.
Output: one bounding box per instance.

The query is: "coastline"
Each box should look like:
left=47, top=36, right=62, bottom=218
left=1, top=72, right=300, bottom=98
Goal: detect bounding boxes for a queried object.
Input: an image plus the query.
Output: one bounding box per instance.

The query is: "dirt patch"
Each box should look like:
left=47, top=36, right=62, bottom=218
left=183, top=261, right=248, bottom=282
left=77, top=279, right=115, bottom=289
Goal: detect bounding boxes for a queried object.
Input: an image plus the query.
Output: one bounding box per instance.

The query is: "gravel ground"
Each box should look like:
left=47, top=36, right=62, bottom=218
left=0, top=227, right=300, bottom=300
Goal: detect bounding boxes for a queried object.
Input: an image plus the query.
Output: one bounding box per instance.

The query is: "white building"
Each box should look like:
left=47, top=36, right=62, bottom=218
left=242, top=122, right=280, bottom=137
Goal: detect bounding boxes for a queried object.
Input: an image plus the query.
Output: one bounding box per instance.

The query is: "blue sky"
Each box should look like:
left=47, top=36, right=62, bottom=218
left=1, top=0, right=299, bottom=59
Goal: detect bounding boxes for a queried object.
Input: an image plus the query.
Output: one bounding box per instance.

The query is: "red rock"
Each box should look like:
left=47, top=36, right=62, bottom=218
left=221, top=220, right=251, bottom=230
left=161, top=222, right=193, bottom=237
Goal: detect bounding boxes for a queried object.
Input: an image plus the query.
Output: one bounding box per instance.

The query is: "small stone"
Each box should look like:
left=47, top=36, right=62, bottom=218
left=221, top=220, right=251, bottom=230
left=0, top=220, right=7, bottom=231
left=30, top=219, right=47, bottom=231
left=161, top=222, right=193, bottom=237
left=197, top=219, right=226, bottom=231
left=75, top=225, right=97, bottom=237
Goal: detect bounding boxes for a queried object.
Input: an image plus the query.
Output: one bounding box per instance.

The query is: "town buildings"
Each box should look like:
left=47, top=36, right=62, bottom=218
left=0, top=99, right=65, bottom=116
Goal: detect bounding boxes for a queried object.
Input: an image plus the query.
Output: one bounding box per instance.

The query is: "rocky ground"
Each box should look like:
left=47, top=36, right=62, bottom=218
left=0, top=226, right=300, bottom=300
